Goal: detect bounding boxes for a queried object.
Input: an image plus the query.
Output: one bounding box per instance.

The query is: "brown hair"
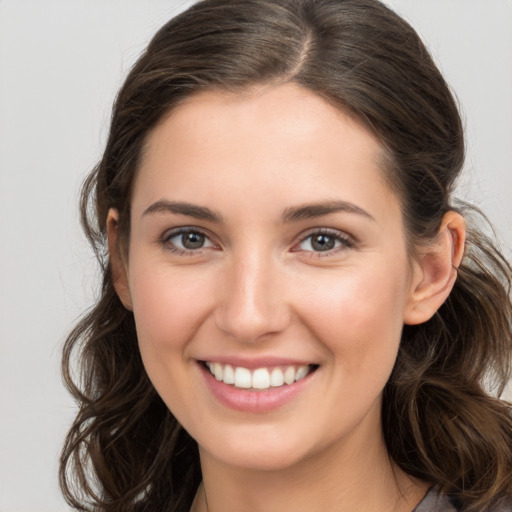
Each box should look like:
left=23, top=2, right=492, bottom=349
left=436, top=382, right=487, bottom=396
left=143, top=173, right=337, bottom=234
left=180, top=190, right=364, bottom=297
left=60, top=1, right=512, bottom=511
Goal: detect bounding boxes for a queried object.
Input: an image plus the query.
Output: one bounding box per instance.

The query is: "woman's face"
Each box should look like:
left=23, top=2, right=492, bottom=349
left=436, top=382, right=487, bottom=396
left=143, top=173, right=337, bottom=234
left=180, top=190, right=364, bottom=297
left=115, top=83, right=422, bottom=471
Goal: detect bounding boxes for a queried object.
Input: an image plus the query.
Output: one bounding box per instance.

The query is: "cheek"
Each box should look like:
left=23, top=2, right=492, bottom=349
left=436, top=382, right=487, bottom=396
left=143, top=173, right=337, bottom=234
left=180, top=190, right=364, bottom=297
left=295, top=262, right=408, bottom=378
left=127, top=264, right=220, bottom=427
left=128, top=262, right=214, bottom=364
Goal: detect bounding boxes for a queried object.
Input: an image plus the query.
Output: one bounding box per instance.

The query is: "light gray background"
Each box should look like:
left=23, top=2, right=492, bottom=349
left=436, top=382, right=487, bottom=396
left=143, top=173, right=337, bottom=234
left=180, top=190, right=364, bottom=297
left=0, top=1, right=511, bottom=510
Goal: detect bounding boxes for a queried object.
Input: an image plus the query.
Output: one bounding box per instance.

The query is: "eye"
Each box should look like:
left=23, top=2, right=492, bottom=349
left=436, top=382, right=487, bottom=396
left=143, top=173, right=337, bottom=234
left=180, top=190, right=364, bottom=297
left=296, top=230, right=354, bottom=254
left=162, top=228, right=215, bottom=253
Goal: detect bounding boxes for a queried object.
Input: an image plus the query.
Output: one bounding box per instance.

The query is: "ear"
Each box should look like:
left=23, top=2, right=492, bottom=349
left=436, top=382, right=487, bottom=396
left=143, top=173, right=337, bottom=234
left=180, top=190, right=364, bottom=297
left=404, top=211, right=466, bottom=325
left=106, top=208, right=133, bottom=311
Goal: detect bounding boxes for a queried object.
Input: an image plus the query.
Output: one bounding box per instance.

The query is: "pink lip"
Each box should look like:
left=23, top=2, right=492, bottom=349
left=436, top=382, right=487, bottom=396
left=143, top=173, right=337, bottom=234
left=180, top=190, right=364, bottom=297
left=199, top=356, right=314, bottom=369
left=198, top=362, right=316, bottom=413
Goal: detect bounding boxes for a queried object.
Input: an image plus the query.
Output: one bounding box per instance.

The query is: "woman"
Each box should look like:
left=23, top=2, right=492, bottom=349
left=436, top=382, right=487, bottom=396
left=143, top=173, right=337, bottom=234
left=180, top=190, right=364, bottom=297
left=60, top=0, right=512, bottom=511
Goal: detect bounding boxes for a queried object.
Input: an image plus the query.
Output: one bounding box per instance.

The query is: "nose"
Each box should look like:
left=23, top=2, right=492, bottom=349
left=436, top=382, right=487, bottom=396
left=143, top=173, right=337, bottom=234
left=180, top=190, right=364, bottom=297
left=214, top=251, right=291, bottom=343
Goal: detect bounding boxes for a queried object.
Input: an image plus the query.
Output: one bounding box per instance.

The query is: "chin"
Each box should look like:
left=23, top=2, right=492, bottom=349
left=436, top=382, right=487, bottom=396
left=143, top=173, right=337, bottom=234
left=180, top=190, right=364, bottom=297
left=196, top=424, right=327, bottom=473
left=210, top=446, right=308, bottom=472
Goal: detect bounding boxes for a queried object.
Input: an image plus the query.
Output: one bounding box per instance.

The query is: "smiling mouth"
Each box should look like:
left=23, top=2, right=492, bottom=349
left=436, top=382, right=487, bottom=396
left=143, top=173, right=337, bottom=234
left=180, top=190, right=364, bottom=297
left=203, top=362, right=318, bottom=390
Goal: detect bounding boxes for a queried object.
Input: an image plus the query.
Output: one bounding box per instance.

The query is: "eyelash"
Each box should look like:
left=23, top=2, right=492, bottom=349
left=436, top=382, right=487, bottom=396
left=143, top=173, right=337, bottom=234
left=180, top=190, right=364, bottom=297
left=159, top=227, right=355, bottom=257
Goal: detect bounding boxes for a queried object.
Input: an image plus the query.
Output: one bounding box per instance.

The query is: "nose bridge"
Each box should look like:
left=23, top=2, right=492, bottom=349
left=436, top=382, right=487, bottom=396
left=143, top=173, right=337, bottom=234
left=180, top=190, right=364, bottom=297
left=215, top=245, right=289, bottom=343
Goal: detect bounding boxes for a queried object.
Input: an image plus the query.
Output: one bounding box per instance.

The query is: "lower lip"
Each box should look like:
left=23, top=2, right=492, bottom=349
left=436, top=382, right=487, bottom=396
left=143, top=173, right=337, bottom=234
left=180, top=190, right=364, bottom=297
left=199, top=363, right=315, bottom=413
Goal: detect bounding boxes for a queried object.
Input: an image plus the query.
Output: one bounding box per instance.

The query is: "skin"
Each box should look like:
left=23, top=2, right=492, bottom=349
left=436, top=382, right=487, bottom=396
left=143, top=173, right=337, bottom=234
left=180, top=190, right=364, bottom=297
left=108, top=83, right=465, bottom=512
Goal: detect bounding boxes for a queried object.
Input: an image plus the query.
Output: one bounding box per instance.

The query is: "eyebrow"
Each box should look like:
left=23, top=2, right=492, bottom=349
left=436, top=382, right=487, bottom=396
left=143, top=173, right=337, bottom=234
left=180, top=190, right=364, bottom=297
left=282, top=200, right=375, bottom=223
left=141, top=199, right=374, bottom=224
left=142, top=200, right=223, bottom=222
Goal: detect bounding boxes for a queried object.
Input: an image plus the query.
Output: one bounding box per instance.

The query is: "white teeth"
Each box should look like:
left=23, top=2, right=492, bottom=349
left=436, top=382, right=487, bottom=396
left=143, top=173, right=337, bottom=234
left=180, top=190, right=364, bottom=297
left=206, top=362, right=313, bottom=390
left=284, top=366, right=295, bottom=385
left=252, top=368, right=271, bottom=389
left=270, top=367, right=284, bottom=387
left=223, top=364, right=235, bottom=384
left=214, top=362, right=223, bottom=381
left=234, top=367, right=252, bottom=388
left=295, top=365, right=309, bottom=381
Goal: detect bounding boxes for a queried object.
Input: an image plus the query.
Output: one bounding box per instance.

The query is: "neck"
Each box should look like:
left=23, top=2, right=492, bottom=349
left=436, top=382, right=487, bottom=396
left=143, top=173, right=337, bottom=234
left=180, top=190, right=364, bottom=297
left=191, top=424, right=428, bottom=512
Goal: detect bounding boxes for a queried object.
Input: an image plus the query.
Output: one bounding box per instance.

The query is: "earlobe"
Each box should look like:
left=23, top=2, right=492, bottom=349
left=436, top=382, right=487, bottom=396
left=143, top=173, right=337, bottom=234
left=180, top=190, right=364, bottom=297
left=106, top=208, right=133, bottom=311
left=404, top=211, right=466, bottom=325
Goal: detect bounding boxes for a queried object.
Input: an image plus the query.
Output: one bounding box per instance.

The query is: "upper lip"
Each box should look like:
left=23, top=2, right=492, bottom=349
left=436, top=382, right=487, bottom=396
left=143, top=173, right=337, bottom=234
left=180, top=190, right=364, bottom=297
left=198, top=356, right=317, bottom=369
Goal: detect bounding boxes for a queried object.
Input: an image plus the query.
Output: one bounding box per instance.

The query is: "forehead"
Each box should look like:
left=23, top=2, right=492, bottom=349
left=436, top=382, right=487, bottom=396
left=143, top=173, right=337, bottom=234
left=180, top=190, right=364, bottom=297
left=143, top=83, right=381, bottom=167
left=133, top=83, right=399, bottom=226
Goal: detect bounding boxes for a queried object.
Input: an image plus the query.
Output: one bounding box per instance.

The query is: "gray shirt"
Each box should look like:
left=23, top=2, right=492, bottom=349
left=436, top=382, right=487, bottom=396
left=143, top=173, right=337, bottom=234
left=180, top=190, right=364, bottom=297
left=413, top=488, right=458, bottom=512
left=413, top=488, right=512, bottom=512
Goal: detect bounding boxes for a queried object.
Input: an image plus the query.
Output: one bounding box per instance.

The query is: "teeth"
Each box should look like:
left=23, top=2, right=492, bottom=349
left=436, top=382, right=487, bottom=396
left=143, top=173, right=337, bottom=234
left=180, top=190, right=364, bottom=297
left=234, top=367, right=252, bottom=388
left=270, top=367, right=284, bottom=387
left=206, top=362, right=313, bottom=390
left=295, top=365, right=309, bottom=381
left=214, top=362, right=223, bottom=381
left=284, top=366, right=295, bottom=385
left=223, top=364, right=235, bottom=384
left=252, top=368, right=270, bottom=389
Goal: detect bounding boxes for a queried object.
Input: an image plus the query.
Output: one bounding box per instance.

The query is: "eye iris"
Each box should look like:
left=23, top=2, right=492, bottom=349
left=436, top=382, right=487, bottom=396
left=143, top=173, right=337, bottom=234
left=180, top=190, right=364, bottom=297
left=182, top=232, right=205, bottom=249
left=311, top=234, right=335, bottom=251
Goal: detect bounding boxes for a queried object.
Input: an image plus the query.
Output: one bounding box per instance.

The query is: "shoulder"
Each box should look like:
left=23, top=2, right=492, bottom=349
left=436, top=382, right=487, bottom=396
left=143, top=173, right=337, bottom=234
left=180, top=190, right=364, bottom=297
left=413, top=488, right=512, bottom=512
